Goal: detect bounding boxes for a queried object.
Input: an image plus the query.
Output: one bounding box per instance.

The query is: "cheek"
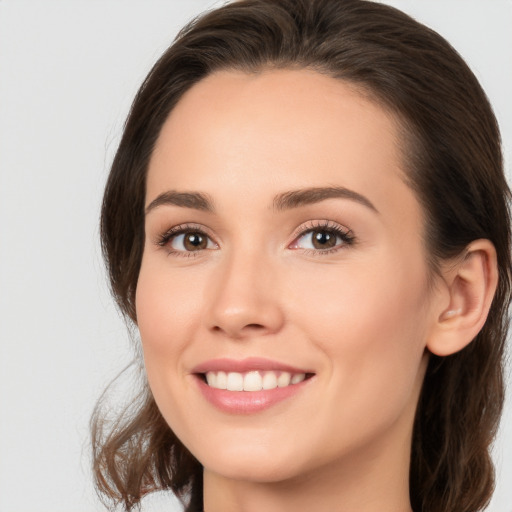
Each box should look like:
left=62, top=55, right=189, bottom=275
left=292, top=251, right=429, bottom=341
left=135, top=258, right=204, bottom=382
left=287, top=253, right=430, bottom=419
left=135, top=257, right=213, bottom=442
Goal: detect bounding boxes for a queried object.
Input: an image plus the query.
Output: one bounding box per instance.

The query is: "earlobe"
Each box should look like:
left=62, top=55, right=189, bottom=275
left=427, top=239, right=498, bottom=357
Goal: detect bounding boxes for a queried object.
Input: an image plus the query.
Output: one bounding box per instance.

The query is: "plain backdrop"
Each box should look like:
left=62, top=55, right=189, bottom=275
left=0, top=1, right=511, bottom=511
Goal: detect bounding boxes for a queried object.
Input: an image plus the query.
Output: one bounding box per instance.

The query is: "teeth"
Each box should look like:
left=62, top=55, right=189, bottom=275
left=291, top=373, right=306, bottom=384
left=206, top=372, right=217, bottom=387
left=277, top=372, right=291, bottom=387
left=226, top=372, right=244, bottom=391
left=217, top=371, right=227, bottom=389
left=243, top=371, right=262, bottom=391
left=204, top=370, right=307, bottom=391
left=262, top=371, right=278, bottom=390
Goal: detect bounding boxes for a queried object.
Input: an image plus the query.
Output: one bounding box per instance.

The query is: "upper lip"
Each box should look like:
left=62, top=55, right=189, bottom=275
left=191, top=357, right=313, bottom=375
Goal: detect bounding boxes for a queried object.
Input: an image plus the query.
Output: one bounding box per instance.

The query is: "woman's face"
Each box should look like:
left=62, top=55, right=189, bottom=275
left=136, top=69, right=439, bottom=484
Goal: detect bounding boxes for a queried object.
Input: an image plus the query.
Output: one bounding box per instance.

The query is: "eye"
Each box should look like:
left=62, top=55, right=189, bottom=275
left=157, top=224, right=218, bottom=255
left=170, top=231, right=215, bottom=251
left=290, top=221, right=354, bottom=253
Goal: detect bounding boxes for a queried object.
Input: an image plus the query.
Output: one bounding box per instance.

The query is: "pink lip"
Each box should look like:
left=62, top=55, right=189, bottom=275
left=191, top=357, right=311, bottom=374
left=191, top=357, right=315, bottom=415
left=194, top=375, right=312, bottom=414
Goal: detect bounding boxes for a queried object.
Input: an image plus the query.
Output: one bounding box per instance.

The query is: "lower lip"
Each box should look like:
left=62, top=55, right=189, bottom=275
left=194, top=375, right=312, bottom=414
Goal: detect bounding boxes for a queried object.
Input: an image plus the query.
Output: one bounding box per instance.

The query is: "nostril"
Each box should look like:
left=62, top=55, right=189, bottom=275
left=211, top=323, right=265, bottom=334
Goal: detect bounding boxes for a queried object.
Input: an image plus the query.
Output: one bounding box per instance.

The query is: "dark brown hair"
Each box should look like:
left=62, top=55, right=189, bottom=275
left=93, top=1, right=511, bottom=511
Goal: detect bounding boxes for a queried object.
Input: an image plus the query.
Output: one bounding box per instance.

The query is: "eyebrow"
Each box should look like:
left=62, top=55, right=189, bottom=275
left=145, top=191, right=214, bottom=214
left=273, top=186, right=378, bottom=213
left=145, top=186, right=378, bottom=215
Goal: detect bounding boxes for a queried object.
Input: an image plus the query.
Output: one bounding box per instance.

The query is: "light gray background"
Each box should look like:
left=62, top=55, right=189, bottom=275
left=0, top=1, right=511, bottom=511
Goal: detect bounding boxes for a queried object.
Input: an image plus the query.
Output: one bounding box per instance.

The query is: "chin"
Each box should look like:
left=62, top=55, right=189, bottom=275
left=191, top=435, right=308, bottom=483
left=204, top=457, right=303, bottom=484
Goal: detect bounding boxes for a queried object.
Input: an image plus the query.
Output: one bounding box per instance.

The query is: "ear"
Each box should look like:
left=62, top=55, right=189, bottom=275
left=427, top=239, right=498, bottom=357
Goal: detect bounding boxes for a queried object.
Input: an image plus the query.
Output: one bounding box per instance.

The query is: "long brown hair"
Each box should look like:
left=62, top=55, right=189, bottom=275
left=92, top=1, right=512, bottom=510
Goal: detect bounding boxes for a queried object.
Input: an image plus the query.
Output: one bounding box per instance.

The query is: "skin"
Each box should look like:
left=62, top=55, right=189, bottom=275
left=136, top=69, right=452, bottom=512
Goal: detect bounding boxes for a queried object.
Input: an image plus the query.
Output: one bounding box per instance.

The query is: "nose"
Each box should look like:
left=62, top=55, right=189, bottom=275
left=203, top=248, right=285, bottom=340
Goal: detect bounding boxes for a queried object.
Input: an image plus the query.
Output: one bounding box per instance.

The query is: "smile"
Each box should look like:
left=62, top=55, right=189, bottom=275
left=205, top=370, right=307, bottom=391
left=192, top=358, right=315, bottom=414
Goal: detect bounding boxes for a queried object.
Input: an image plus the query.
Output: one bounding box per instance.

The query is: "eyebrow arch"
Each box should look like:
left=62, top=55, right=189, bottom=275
left=145, top=191, right=215, bottom=214
left=145, top=186, right=378, bottom=216
left=273, top=186, right=378, bottom=213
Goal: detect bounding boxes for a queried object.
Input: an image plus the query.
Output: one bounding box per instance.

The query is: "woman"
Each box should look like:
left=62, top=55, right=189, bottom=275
left=92, top=0, right=511, bottom=511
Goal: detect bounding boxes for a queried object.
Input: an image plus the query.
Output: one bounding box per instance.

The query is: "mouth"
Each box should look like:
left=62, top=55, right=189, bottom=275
left=191, top=358, right=315, bottom=414
left=197, top=370, right=314, bottom=391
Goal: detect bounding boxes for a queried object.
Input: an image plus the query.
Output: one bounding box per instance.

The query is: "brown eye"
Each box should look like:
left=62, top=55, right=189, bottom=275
left=182, top=232, right=207, bottom=251
left=289, top=223, right=354, bottom=253
left=168, top=230, right=216, bottom=252
left=311, top=230, right=337, bottom=249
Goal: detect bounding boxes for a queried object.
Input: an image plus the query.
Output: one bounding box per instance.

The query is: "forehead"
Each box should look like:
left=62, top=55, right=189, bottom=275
left=147, top=68, right=419, bottom=227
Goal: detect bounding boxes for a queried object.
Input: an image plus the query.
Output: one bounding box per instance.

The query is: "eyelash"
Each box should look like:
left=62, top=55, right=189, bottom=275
left=155, top=220, right=355, bottom=258
left=156, top=223, right=215, bottom=258
left=290, top=220, right=355, bottom=255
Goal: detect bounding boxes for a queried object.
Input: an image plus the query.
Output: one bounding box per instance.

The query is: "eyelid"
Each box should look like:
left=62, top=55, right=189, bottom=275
left=154, top=222, right=219, bottom=254
left=289, top=219, right=351, bottom=240
left=153, top=219, right=354, bottom=257
left=288, top=219, right=355, bottom=252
